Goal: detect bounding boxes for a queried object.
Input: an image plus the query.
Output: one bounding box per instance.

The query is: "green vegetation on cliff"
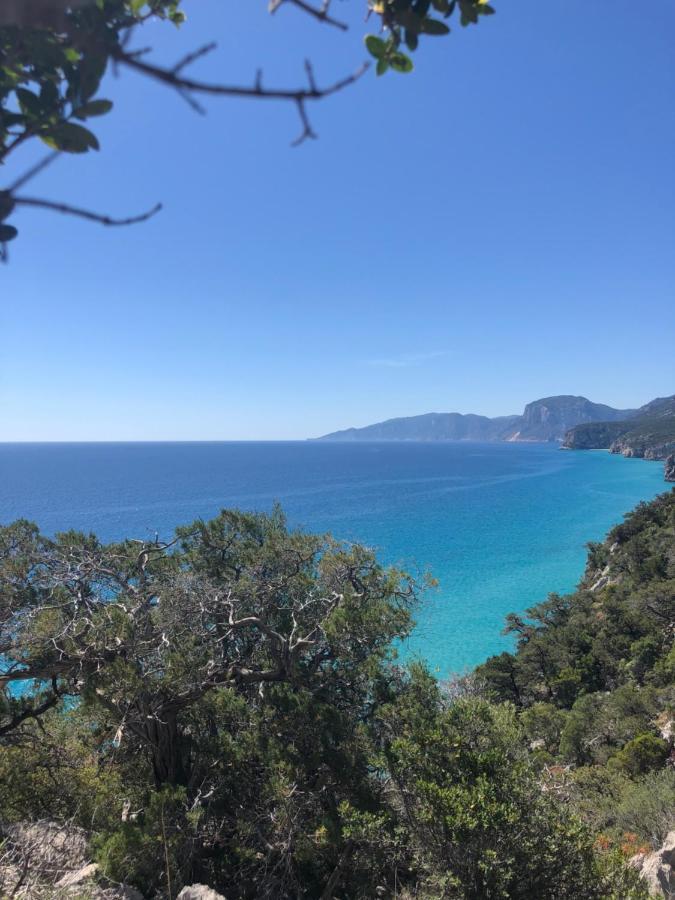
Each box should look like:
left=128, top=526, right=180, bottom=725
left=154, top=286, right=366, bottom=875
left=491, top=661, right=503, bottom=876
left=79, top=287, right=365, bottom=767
left=478, top=489, right=675, bottom=852
left=563, top=397, right=675, bottom=479
left=1, top=493, right=673, bottom=898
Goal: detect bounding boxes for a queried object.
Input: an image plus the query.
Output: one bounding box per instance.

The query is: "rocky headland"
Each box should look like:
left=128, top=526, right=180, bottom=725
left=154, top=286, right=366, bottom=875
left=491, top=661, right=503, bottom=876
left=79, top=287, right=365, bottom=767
left=563, top=395, right=675, bottom=481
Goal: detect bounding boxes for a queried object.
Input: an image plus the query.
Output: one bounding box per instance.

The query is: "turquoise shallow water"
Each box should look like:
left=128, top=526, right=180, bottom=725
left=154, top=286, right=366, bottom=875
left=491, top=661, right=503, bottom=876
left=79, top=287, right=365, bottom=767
left=0, top=442, right=667, bottom=674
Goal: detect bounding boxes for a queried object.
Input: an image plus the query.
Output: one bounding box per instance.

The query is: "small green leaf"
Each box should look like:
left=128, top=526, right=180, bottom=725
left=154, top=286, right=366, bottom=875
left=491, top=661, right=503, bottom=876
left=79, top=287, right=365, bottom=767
left=73, top=99, right=113, bottom=119
left=420, top=17, right=450, bottom=33
left=405, top=29, right=419, bottom=50
left=0, top=224, right=18, bottom=243
left=365, top=35, right=388, bottom=59
left=15, top=88, right=42, bottom=117
left=79, top=52, right=108, bottom=102
left=42, top=122, right=100, bottom=153
left=389, top=52, right=414, bottom=73
left=376, top=58, right=389, bottom=76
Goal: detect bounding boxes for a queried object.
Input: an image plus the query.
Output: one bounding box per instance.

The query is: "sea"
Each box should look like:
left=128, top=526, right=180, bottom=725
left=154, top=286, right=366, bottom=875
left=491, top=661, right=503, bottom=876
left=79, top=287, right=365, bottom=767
left=0, top=441, right=668, bottom=676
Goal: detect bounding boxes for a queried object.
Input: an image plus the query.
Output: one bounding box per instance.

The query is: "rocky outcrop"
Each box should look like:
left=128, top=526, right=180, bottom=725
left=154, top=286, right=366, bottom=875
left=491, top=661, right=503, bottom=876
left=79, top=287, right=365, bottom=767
left=630, top=831, right=675, bottom=898
left=0, top=821, right=143, bottom=899
left=1, top=820, right=90, bottom=882
left=662, top=454, right=674, bottom=482
left=563, top=395, right=675, bottom=480
left=610, top=436, right=675, bottom=460
left=177, top=886, right=227, bottom=900
left=562, top=421, right=628, bottom=450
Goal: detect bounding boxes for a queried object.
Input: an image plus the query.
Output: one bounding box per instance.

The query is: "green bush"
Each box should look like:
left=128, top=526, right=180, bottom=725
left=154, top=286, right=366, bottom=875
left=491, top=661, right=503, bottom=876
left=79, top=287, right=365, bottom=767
left=94, top=787, right=196, bottom=897
left=609, top=733, right=669, bottom=777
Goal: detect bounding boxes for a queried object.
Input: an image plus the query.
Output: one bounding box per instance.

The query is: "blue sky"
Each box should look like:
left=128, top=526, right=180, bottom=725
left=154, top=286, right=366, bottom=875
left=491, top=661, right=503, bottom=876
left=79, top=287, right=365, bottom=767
left=1, top=0, right=674, bottom=440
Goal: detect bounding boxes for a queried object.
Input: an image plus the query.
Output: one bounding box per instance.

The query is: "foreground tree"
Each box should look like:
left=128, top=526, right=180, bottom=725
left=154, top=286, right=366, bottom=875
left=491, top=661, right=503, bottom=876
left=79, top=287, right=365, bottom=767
left=0, top=507, right=414, bottom=784
left=0, top=508, right=651, bottom=897
left=0, top=0, right=496, bottom=255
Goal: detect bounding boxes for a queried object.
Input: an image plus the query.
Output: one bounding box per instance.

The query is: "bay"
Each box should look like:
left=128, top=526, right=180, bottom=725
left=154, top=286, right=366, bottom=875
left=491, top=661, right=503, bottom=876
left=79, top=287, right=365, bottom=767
left=0, top=441, right=666, bottom=674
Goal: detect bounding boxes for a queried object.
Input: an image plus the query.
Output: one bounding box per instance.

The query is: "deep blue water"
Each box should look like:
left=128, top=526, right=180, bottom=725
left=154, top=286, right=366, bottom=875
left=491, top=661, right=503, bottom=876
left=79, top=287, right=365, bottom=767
left=0, top=442, right=667, bottom=674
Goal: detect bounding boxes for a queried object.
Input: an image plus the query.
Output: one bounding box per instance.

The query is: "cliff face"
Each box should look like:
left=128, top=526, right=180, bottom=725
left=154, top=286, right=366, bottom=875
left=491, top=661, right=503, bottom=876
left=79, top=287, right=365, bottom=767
left=560, top=421, right=628, bottom=450
left=512, top=396, right=634, bottom=442
left=563, top=395, right=675, bottom=480
left=315, top=396, right=632, bottom=444
left=665, top=455, right=675, bottom=483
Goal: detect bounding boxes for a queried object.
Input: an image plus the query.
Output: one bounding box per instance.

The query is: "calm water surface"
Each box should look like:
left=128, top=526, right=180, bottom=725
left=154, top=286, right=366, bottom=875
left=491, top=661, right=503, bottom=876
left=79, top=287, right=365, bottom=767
left=0, top=442, right=667, bottom=674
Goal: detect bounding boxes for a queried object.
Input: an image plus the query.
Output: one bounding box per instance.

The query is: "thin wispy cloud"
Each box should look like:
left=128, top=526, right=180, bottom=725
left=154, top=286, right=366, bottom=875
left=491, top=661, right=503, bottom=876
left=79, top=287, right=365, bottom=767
left=365, top=350, right=447, bottom=369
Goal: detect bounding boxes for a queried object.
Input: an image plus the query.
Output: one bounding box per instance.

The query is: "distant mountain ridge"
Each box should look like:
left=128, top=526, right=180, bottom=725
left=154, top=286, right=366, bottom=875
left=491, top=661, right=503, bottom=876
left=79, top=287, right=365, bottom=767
left=314, top=395, right=636, bottom=445
left=563, top=395, right=675, bottom=481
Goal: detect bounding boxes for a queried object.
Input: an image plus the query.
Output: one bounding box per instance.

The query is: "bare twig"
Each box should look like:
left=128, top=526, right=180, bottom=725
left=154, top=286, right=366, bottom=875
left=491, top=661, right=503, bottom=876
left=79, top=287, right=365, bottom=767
left=113, top=48, right=369, bottom=145
left=269, top=0, right=349, bottom=31
left=173, top=41, right=218, bottom=75
left=12, top=196, right=162, bottom=227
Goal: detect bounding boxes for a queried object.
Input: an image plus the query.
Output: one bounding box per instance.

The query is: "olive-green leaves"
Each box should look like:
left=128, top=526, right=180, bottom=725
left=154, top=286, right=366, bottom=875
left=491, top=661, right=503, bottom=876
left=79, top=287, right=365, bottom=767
left=367, top=0, right=495, bottom=76
left=365, top=35, right=414, bottom=76
left=73, top=99, right=113, bottom=120
left=421, top=18, right=450, bottom=34
left=41, top=122, right=100, bottom=153
left=365, top=35, right=388, bottom=58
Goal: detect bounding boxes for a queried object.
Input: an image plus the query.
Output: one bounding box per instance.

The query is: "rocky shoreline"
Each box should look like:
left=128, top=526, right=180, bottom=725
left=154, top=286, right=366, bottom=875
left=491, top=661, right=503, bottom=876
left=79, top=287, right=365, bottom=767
left=562, top=395, right=675, bottom=481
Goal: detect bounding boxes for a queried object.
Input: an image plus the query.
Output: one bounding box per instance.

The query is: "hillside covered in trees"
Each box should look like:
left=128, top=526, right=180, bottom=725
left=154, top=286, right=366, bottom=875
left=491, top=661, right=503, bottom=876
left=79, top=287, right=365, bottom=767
left=0, top=491, right=673, bottom=898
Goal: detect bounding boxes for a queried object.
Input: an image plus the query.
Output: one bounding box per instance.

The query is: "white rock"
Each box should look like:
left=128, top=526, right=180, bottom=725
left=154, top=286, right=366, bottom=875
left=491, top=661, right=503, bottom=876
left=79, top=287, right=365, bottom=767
left=56, top=862, right=100, bottom=887
left=636, top=831, right=675, bottom=898
left=590, top=575, right=609, bottom=592
left=177, top=885, right=227, bottom=900
left=5, top=821, right=89, bottom=878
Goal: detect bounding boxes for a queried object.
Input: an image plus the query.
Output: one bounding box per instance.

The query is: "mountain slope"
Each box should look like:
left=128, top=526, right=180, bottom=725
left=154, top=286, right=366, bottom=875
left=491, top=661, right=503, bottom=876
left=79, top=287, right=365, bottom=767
left=315, top=395, right=635, bottom=444
left=316, top=412, right=520, bottom=442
